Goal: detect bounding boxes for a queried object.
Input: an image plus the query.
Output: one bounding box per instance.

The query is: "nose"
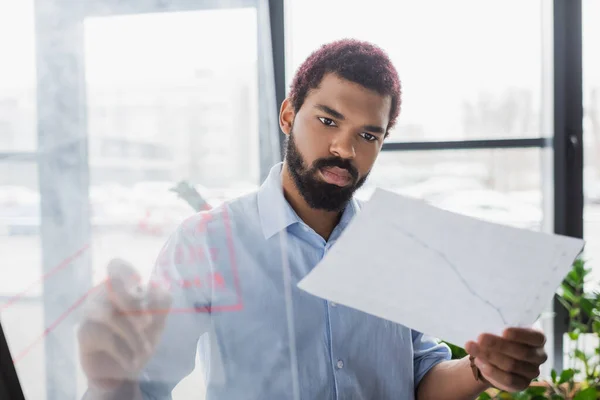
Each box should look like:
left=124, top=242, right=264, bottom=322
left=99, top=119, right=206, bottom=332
left=329, top=131, right=356, bottom=160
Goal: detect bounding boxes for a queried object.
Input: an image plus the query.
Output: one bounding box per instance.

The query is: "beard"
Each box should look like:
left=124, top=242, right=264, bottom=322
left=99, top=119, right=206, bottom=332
left=284, top=131, right=368, bottom=212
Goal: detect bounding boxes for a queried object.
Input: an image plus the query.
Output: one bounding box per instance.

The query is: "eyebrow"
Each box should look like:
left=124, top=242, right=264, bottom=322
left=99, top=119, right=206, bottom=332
left=315, top=104, right=345, bottom=120
left=314, top=104, right=386, bottom=135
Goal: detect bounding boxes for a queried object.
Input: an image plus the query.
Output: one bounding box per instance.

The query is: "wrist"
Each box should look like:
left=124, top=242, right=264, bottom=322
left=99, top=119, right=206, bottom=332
left=468, top=356, right=493, bottom=392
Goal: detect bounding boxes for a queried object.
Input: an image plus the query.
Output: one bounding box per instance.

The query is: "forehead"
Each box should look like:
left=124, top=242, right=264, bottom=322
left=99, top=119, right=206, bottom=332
left=302, top=73, right=392, bottom=126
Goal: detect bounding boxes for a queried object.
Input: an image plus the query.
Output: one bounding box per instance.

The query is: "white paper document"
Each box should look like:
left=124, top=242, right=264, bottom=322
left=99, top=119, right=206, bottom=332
left=297, top=188, right=586, bottom=347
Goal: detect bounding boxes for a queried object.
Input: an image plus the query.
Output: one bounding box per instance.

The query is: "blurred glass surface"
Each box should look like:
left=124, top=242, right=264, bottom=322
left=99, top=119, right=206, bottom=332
left=583, top=0, right=600, bottom=286
left=286, top=0, right=545, bottom=142
left=83, top=8, right=260, bottom=280
left=0, top=0, right=37, bottom=152
left=0, top=4, right=261, bottom=400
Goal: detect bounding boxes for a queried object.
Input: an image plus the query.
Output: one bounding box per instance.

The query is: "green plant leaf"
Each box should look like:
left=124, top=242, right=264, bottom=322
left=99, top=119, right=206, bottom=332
left=551, top=369, right=557, bottom=384
left=563, top=273, right=578, bottom=289
left=477, top=392, right=492, bottom=400
left=593, top=320, right=600, bottom=334
left=572, top=322, right=588, bottom=332
left=580, top=297, right=595, bottom=316
left=573, top=266, right=584, bottom=282
left=558, top=369, right=575, bottom=384
left=568, top=331, right=580, bottom=341
left=526, top=386, right=548, bottom=396
left=574, top=349, right=589, bottom=362
left=441, top=341, right=467, bottom=360
left=512, top=393, right=528, bottom=400
left=561, top=284, right=577, bottom=304
left=573, top=258, right=587, bottom=278
left=550, top=395, right=565, bottom=400
left=557, top=295, right=572, bottom=311
left=573, top=387, right=597, bottom=400
left=566, top=266, right=579, bottom=281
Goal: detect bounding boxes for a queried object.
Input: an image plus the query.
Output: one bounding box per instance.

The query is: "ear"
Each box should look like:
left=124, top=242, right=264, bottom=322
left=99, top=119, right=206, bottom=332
left=279, top=98, right=295, bottom=136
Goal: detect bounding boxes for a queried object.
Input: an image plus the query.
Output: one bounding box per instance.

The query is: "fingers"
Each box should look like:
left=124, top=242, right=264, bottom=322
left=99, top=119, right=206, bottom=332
left=78, top=258, right=171, bottom=388
left=78, top=320, right=137, bottom=376
left=503, top=327, right=546, bottom=347
left=84, top=300, right=151, bottom=357
left=476, top=334, right=548, bottom=365
left=473, top=357, right=531, bottom=392
left=106, top=259, right=152, bottom=326
left=80, top=352, right=129, bottom=392
left=107, top=259, right=144, bottom=310
left=467, top=341, right=540, bottom=380
left=465, top=331, right=548, bottom=393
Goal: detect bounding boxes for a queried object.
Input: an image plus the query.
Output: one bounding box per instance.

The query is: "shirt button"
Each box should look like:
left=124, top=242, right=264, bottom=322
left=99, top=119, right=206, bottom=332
left=336, top=360, right=344, bottom=369
left=330, top=302, right=337, bottom=307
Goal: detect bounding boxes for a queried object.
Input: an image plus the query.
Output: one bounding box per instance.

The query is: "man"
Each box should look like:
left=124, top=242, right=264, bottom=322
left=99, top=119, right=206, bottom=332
left=80, top=39, right=548, bottom=400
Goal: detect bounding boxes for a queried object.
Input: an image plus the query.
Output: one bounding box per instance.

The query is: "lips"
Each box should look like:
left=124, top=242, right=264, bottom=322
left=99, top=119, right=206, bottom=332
left=320, top=166, right=353, bottom=187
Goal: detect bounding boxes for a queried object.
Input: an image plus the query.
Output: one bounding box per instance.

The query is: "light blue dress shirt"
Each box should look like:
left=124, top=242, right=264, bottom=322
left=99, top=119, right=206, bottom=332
left=139, top=163, right=451, bottom=400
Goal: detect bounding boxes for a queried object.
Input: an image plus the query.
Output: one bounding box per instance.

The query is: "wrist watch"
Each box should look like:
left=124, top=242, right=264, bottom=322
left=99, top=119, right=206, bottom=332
left=469, top=355, right=489, bottom=384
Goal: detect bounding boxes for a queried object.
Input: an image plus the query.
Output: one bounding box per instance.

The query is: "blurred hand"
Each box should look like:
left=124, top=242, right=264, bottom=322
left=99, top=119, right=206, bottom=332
left=465, top=327, right=548, bottom=392
left=78, top=258, right=172, bottom=392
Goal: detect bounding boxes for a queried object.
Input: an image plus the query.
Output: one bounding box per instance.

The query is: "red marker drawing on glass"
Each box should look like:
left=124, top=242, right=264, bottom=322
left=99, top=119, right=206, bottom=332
left=7, top=184, right=244, bottom=364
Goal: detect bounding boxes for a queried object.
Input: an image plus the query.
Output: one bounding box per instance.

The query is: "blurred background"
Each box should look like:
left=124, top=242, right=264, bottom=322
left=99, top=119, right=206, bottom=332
left=0, top=0, right=597, bottom=399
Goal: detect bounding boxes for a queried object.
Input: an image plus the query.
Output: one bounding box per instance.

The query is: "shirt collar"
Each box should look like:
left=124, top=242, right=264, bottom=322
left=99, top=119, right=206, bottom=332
left=338, top=196, right=360, bottom=230
left=257, top=163, right=299, bottom=239
left=257, top=162, right=362, bottom=240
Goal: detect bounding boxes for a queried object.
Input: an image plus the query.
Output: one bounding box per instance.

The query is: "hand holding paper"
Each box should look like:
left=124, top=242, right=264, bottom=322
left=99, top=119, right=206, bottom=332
left=465, top=327, right=548, bottom=392
left=298, top=188, right=585, bottom=349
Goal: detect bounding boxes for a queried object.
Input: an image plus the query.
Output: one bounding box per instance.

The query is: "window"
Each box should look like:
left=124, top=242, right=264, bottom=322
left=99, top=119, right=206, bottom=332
left=0, top=163, right=43, bottom=399
left=0, top=0, right=37, bottom=152
left=583, top=0, right=600, bottom=284
left=0, top=1, right=42, bottom=397
left=357, top=148, right=550, bottom=232
left=0, top=2, right=273, bottom=399
left=286, top=0, right=545, bottom=142
left=85, top=9, right=261, bottom=190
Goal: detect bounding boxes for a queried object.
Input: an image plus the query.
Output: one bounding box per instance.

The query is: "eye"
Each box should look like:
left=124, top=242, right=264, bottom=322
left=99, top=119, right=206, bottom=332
left=318, top=117, right=337, bottom=127
left=360, top=132, right=377, bottom=142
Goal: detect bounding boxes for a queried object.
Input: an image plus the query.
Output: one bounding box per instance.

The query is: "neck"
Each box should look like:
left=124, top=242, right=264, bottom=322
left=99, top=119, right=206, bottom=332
left=281, top=162, right=343, bottom=241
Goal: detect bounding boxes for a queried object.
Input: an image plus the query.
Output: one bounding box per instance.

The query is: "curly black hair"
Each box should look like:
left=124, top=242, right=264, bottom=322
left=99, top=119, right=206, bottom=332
left=288, top=39, right=402, bottom=132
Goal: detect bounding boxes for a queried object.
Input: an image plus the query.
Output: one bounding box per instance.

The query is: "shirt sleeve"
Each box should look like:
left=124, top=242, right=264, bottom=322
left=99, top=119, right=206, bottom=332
left=138, top=214, right=214, bottom=399
left=412, top=330, right=452, bottom=388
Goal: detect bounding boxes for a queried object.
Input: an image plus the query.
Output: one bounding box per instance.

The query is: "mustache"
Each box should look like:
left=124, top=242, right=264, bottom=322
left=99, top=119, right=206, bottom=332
left=312, top=157, right=359, bottom=181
